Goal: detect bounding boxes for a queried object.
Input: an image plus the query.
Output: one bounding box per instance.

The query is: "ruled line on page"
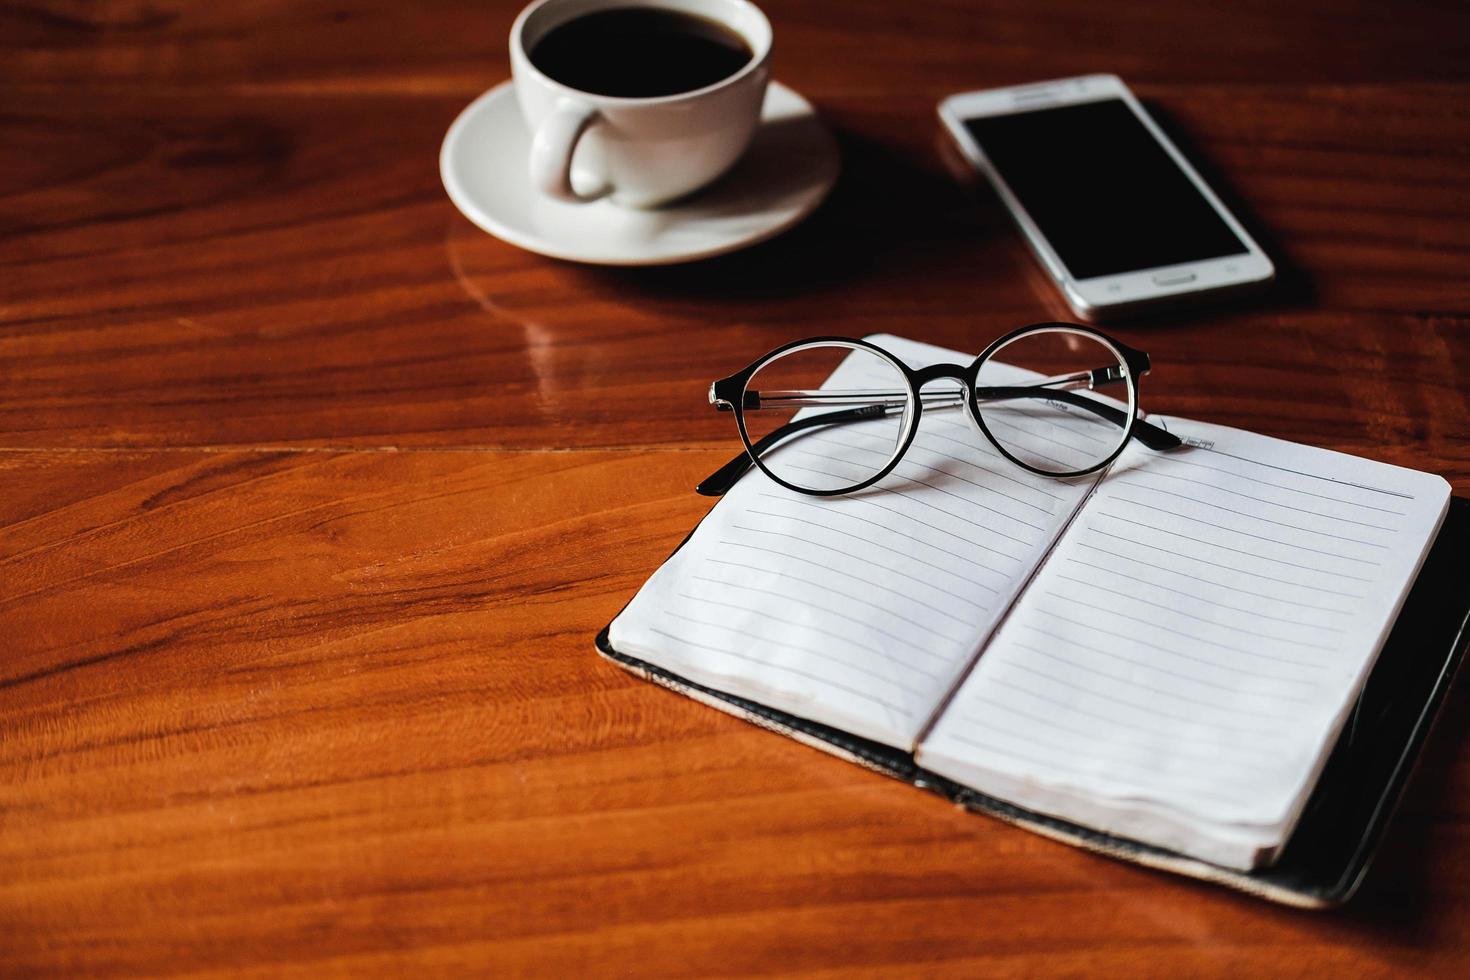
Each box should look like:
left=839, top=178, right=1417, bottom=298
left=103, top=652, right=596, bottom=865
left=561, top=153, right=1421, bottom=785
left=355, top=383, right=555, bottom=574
left=991, top=409, right=1112, bottom=448
left=664, top=611, right=934, bottom=699
left=943, top=728, right=1259, bottom=804
left=826, top=430, right=1062, bottom=511
left=936, top=417, right=1076, bottom=471
left=976, top=676, right=1286, bottom=754
left=1136, top=462, right=1400, bottom=530
left=1038, top=595, right=1330, bottom=668
left=672, top=591, right=924, bottom=669
left=688, top=573, right=948, bottom=662
left=770, top=452, right=1041, bottom=559
left=895, top=471, right=1050, bottom=538
left=1025, top=609, right=1321, bottom=686
left=881, top=485, right=1035, bottom=559
left=1007, top=642, right=1297, bottom=721
left=985, top=413, right=1107, bottom=457
left=956, top=709, right=1275, bottom=779
left=1150, top=454, right=1407, bottom=517
left=918, top=414, right=1451, bottom=850
left=1051, top=574, right=1340, bottom=651
left=1062, top=556, right=1346, bottom=632
left=755, top=492, right=1015, bottom=578
left=1018, top=622, right=1315, bottom=699
left=955, top=703, right=1281, bottom=774
left=958, top=700, right=1279, bottom=771
left=609, top=334, right=1108, bottom=750
left=1074, top=533, right=1362, bottom=601
left=779, top=447, right=1047, bottom=543
left=744, top=507, right=1013, bottom=584
left=818, top=429, right=1058, bottom=515
left=924, top=419, right=1068, bottom=492
left=647, top=626, right=911, bottom=718
left=1092, top=512, right=1375, bottom=585
left=913, top=448, right=1064, bottom=509
left=992, top=661, right=1293, bottom=739
left=1111, top=478, right=1390, bottom=547
left=1107, top=495, right=1383, bottom=565
left=1194, top=444, right=1416, bottom=501
left=1073, top=541, right=1349, bottom=614
left=703, top=558, right=968, bottom=643
left=929, top=417, right=1104, bottom=494
left=728, top=524, right=993, bottom=610
left=833, top=493, right=1028, bottom=565
left=715, top=540, right=978, bottom=628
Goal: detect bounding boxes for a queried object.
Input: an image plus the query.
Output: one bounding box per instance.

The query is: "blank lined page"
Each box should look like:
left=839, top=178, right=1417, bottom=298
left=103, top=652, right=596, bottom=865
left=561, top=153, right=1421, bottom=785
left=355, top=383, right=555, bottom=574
left=918, top=417, right=1451, bottom=868
left=608, top=335, right=1103, bottom=749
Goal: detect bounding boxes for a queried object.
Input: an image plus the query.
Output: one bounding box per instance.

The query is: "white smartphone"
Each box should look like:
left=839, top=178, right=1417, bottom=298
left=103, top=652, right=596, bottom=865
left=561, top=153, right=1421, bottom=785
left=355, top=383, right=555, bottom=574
left=939, top=75, right=1274, bottom=320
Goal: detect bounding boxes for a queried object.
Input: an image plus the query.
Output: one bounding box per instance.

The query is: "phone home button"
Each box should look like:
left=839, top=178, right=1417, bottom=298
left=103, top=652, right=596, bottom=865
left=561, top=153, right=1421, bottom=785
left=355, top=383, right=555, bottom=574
left=1152, top=271, right=1198, bottom=286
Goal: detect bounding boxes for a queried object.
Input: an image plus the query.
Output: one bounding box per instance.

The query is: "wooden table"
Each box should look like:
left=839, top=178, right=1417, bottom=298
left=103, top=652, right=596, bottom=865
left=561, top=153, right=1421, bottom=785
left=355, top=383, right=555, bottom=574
left=4, top=0, right=1469, bottom=974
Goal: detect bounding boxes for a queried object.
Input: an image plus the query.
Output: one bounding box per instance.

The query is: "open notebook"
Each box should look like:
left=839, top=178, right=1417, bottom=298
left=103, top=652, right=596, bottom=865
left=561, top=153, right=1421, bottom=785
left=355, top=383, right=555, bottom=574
left=602, top=335, right=1461, bottom=902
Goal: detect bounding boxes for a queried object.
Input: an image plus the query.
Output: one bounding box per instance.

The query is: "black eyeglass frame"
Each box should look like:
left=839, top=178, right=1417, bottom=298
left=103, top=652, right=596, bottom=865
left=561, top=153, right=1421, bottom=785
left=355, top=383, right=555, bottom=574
left=700, top=322, right=1180, bottom=497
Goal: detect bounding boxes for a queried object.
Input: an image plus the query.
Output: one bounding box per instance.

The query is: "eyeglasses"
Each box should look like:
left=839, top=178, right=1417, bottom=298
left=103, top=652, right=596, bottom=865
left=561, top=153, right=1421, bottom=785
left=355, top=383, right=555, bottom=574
left=697, top=322, right=1181, bottom=497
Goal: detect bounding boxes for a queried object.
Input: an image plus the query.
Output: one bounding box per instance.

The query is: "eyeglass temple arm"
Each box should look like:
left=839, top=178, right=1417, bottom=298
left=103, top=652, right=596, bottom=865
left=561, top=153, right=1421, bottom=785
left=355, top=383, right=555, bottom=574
left=696, top=385, right=1181, bottom=497
left=746, top=365, right=1178, bottom=450
left=757, top=384, right=1176, bottom=446
left=696, top=405, right=888, bottom=496
left=972, top=386, right=1181, bottom=450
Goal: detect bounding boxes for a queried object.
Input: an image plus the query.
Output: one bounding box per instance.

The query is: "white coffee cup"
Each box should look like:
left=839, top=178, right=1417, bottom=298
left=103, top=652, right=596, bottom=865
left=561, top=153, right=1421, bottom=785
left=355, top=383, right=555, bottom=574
left=511, top=0, right=772, bottom=209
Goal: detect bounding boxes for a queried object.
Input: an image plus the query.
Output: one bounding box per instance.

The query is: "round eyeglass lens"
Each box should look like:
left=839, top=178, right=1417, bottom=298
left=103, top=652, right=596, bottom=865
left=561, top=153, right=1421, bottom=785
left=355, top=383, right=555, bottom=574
left=972, top=328, right=1135, bottom=476
left=741, top=343, right=912, bottom=493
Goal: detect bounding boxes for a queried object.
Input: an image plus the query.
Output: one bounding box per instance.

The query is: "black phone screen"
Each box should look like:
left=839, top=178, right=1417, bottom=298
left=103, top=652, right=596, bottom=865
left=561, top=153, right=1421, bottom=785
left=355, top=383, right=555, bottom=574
left=964, top=98, right=1248, bottom=280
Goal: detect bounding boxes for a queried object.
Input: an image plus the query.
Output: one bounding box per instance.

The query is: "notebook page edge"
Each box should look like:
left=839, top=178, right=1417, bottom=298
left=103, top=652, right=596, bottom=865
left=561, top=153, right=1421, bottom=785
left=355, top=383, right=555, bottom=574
left=609, top=332, right=1104, bottom=752
left=915, top=413, right=1453, bottom=869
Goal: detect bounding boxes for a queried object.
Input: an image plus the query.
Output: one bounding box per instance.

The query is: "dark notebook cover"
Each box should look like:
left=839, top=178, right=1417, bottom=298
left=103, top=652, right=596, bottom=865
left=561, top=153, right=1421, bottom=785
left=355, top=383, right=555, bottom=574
left=596, top=496, right=1470, bottom=908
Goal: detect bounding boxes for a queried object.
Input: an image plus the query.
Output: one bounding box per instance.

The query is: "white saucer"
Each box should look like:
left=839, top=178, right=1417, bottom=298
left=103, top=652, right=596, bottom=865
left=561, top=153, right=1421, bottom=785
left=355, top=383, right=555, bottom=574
left=440, top=80, right=839, bottom=265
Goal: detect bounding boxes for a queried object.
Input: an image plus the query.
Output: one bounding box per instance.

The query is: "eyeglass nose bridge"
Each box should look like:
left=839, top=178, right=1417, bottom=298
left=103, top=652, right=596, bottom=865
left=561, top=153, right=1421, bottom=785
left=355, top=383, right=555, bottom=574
left=910, top=363, right=969, bottom=387
left=910, top=370, right=986, bottom=437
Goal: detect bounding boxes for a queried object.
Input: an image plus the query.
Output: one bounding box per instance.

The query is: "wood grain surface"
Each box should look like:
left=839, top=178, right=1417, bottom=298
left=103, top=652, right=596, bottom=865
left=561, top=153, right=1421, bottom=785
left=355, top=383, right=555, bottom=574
left=3, top=0, right=1469, bottom=975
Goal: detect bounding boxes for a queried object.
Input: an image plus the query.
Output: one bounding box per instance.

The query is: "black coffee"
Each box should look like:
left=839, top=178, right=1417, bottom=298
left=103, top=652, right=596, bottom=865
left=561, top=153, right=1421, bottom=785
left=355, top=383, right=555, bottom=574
left=529, top=7, right=754, bottom=99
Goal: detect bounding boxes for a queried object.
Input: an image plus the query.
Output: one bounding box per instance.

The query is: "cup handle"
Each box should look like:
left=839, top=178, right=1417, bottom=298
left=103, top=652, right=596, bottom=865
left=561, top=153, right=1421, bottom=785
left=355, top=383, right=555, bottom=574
left=528, top=99, right=608, bottom=203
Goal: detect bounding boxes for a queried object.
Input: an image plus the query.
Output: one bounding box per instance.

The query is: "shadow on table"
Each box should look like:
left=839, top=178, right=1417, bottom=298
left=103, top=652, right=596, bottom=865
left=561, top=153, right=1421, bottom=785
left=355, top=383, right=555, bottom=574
left=560, top=124, right=992, bottom=306
left=449, top=104, right=1315, bottom=336
left=1111, top=101, right=1316, bottom=332
left=1338, top=661, right=1470, bottom=934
